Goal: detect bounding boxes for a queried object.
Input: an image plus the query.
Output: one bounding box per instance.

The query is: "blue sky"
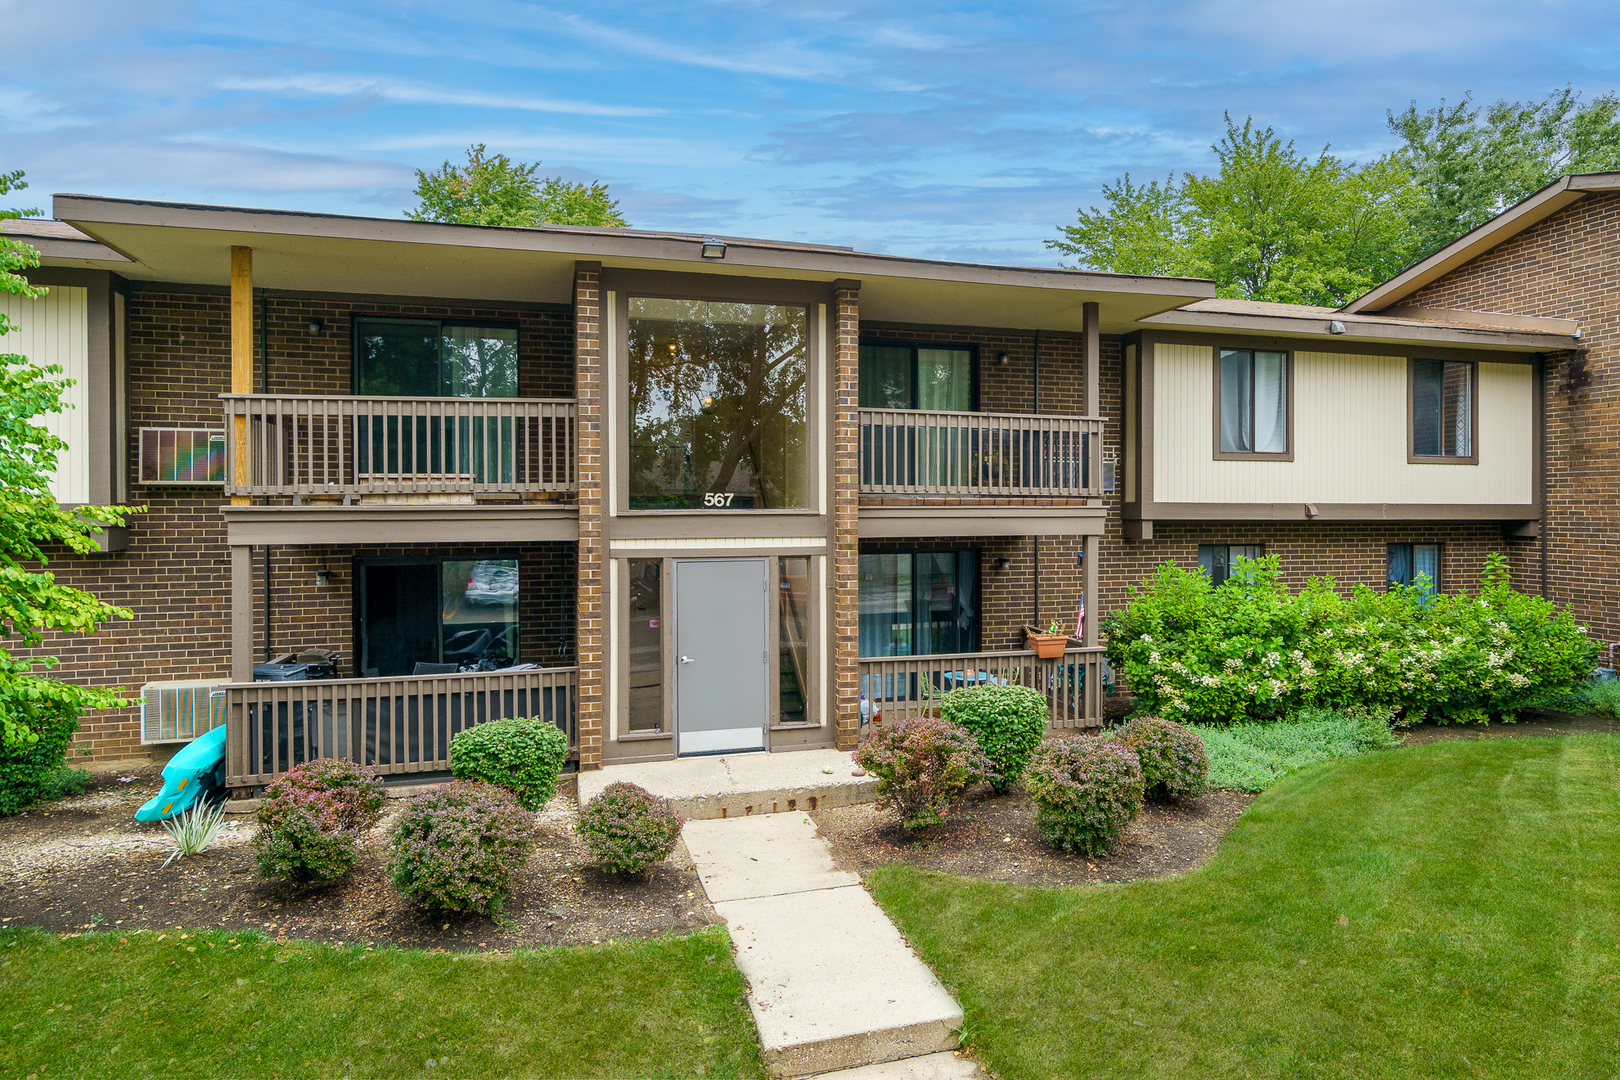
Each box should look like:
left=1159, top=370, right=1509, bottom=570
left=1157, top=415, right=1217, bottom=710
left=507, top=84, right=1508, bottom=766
left=5, top=0, right=1618, bottom=265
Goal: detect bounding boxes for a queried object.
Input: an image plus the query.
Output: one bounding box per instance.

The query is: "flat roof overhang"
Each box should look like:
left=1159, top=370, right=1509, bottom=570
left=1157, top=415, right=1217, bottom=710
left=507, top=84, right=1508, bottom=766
left=221, top=503, right=578, bottom=546
left=858, top=504, right=1107, bottom=538
left=55, top=194, right=1216, bottom=334
left=1137, top=308, right=1576, bottom=353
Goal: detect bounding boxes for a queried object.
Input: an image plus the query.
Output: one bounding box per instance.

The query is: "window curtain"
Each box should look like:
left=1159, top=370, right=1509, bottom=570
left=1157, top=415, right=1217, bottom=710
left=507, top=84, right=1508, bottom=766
left=858, top=346, right=912, bottom=409
left=1387, top=544, right=1414, bottom=589
left=1444, top=362, right=1472, bottom=456
left=1414, top=361, right=1470, bottom=457
left=917, top=348, right=973, bottom=411
left=1219, top=350, right=1253, bottom=453
left=1253, top=351, right=1287, bottom=453
left=858, top=553, right=912, bottom=658
left=955, top=549, right=978, bottom=653
left=1413, top=544, right=1440, bottom=594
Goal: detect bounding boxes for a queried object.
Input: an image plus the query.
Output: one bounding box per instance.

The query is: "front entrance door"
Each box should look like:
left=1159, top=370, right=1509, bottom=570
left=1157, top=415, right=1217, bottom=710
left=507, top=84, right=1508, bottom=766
left=674, top=558, right=768, bottom=756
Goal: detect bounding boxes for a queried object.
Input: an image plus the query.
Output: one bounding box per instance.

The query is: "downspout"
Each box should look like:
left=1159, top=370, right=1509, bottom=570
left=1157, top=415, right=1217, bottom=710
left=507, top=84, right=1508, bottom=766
left=1032, top=329, right=1042, bottom=630
left=260, top=291, right=272, bottom=662
left=1539, top=353, right=1550, bottom=600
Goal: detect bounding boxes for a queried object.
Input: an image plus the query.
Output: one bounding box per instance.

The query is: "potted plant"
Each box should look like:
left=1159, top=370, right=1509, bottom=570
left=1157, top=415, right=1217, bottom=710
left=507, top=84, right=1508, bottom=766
left=1025, top=619, right=1070, bottom=659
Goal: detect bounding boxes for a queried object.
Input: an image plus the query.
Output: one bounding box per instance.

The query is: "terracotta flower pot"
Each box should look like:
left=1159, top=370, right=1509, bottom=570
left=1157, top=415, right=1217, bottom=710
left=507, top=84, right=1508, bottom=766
left=1026, top=631, right=1069, bottom=659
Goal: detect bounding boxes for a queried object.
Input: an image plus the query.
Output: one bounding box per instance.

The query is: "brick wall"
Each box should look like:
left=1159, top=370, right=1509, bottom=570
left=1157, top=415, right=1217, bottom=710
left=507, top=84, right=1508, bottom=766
left=833, top=285, right=862, bottom=750
left=15, top=287, right=575, bottom=762
left=1402, top=190, right=1620, bottom=652
left=572, top=265, right=604, bottom=768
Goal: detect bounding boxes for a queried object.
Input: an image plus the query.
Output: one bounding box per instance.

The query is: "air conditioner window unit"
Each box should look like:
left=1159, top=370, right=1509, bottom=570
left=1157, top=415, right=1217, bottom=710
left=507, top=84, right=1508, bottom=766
left=138, top=428, right=226, bottom=485
left=140, top=680, right=228, bottom=744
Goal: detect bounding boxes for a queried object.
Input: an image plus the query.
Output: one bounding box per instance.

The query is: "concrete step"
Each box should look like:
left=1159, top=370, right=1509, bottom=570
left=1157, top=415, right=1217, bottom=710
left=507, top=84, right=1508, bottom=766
left=809, top=1051, right=986, bottom=1078
left=577, top=748, right=875, bottom=819
left=685, top=815, right=964, bottom=1079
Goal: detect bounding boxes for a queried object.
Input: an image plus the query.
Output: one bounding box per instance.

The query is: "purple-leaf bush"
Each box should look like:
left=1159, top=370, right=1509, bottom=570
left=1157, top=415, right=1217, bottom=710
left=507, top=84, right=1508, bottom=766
left=1120, top=716, right=1209, bottom=800
left=853, top=716, right=996, bottom=833
left=1024, top=735, right=1143, bottom=854
left=387, top=781, right=537, bottom=916
left=252, top=758, right=385, bottom=884
left=577, top=781, right=684, bottom=874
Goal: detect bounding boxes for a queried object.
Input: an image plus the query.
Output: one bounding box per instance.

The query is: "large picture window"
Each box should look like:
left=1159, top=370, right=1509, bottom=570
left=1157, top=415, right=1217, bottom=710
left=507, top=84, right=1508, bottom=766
left=859, top=343, right=974, bottom=411
left=1216, top=348, right=1289, bottom=457
left=354, top=317, right=518, bottom=398
left=628, top=298, right=808, bottom=510
left=1411, top=359, right=1474, bottom=460
left=357, top=556, right=519, bottom=678
left=857, top=549, right=978, bottom=658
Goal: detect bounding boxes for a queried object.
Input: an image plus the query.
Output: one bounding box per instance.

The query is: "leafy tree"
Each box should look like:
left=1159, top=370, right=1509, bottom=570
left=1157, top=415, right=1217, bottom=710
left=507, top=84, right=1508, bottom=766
left=1050, top=116, right=1419, bottom=306
left=1389, top=88, right=1620, bottom=257
left=0, top=170, right=138, bottom=751
left=406, top=144, right=628, bottom=228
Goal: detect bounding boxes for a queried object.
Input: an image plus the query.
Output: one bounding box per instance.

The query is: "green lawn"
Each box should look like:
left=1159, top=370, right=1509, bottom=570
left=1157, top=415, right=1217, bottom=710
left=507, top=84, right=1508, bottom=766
left=871, top=734, right=1620, bottom=1079
left=0, top=926, right=765, bottom=1079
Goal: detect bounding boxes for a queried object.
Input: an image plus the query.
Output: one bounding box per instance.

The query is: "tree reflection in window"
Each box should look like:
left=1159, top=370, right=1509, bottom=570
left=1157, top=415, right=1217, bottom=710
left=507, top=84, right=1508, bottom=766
left=628, top=298, right=808, bottom=510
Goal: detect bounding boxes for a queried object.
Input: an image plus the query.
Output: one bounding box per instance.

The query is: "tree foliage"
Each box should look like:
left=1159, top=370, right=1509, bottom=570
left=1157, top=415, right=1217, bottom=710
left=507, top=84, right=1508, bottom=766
left=1053, top=89, right=1620, bottom=304
left=406, top=144, right=628, bottom=228
left=1388, top=88, right=1620, bottom=257
left=0, top=170, right=139, bottom=749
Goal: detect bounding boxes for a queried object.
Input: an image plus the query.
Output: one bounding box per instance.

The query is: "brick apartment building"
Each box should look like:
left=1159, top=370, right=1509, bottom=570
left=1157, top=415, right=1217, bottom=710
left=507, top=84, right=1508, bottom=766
left=2, top=175, right=1604, bottom=785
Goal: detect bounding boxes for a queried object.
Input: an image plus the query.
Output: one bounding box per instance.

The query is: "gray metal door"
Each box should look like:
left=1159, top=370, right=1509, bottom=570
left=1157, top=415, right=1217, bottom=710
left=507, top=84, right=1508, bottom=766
left=674, top=558, right=768, bottom=756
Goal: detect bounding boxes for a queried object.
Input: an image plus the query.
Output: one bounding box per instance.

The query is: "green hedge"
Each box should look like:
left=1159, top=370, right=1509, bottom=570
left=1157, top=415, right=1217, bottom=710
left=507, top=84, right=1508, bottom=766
left=939, top=684, right=1048, bottom=792
left=1103, top=553, right=1597, bottom=724
left=0, top=709, right=79, bottom=816
left=449, top=718, right=569, bottom=811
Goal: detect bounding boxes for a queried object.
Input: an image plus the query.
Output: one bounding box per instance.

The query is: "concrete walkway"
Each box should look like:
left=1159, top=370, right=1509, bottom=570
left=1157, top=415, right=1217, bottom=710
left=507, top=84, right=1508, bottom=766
left=683, top=813, right=971, bottom=1078
left=578, top=749, right=876, bottom=820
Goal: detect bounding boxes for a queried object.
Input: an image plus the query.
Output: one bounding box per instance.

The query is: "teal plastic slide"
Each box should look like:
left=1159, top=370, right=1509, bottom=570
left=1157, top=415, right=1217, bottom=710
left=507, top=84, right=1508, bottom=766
left=135, top=725, right=228, bottom=822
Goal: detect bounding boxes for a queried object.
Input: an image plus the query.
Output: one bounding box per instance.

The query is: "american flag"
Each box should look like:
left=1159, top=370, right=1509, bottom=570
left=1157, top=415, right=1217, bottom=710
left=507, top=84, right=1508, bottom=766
left=1075, top=593, right=1085, bottom=639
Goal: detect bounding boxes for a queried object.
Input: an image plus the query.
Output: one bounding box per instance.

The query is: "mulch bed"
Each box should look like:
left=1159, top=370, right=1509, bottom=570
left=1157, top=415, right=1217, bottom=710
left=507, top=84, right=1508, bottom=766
left=813, top=784, right=1255, bottom=888
left=0, top=768, right=716, bottom=952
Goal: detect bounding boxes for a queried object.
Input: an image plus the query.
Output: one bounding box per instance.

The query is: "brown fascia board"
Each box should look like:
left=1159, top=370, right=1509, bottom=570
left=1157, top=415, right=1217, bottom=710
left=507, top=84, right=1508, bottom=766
left=53, top=193, right=1217, bottom=302
left=1341, top=172, right=1620, bottom=314
left=0, top=219, right=130, bottom=264
left=1139, top=305, right=1574, bottom=352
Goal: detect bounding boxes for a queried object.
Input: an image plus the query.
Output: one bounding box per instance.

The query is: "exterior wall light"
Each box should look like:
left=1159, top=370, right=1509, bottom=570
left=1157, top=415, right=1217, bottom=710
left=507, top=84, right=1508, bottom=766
left=315, top=567, right=331, bottom=587
left=997, top=352, right=1010, bottom=365
left=307, top=318, right=324, bottom=336
left=996, top=556, right=1011, bottom=570
left=700, top=239, right=727, bottom=259
left=1327, top=320, right=1347, bottom=334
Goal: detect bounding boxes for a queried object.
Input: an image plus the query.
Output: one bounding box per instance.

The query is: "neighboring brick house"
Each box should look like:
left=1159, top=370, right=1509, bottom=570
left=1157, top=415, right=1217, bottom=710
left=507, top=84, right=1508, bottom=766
left=0, top=187, right=1577, bottom=781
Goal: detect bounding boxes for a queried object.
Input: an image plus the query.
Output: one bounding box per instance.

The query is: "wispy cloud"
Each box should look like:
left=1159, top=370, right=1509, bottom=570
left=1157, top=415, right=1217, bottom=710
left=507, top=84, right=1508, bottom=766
left=217, top=74, right=665, bottom=117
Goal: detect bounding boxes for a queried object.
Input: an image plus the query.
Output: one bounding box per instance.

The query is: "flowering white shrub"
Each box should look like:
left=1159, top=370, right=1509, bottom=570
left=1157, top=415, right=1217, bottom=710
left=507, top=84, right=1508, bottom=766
left=1103, top=554, right=1596, bottom=725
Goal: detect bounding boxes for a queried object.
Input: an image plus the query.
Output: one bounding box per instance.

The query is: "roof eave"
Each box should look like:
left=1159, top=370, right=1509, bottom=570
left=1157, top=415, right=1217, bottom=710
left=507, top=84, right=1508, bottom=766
left=1141, top=308, right=1575, bottom=351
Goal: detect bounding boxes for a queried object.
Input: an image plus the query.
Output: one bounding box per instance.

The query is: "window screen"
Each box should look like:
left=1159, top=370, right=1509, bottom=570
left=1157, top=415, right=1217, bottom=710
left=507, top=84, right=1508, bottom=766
left=1412, top=360, right=1472, bottom=458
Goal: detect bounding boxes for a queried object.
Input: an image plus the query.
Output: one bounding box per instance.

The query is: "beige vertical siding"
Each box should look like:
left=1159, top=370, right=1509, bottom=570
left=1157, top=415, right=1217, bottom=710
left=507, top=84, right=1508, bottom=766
left=1, top=286, right=90, bottom=504
left=1152, top=343, right=1533, bottom=505
left=1124, top=345, right=1137, bottom=502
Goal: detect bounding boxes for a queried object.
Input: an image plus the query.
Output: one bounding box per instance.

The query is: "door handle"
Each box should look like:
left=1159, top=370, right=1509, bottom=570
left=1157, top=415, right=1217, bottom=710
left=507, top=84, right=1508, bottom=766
left=679, top=655, right=695, bottom=664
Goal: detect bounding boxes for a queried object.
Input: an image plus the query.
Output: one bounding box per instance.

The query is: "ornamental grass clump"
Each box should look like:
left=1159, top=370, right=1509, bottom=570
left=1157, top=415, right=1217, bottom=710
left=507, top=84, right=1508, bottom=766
left=388, top=781, right=537, bottom=915
left=577, top=782, right=684, bottom=874
left=1024, top=736, right=1143, bottom=854
left=853, top=716, right=996, bottom=833
left=939, top=684, right=1049, bottom=792
left=449, top=717, right=570, bottom=811
left=252, top=758, right=384, bottom=884
left=1120, top=716, right=1208, bottom=800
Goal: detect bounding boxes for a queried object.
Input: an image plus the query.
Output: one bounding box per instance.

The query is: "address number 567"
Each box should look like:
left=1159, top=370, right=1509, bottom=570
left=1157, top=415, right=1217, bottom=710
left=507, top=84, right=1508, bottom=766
left=702, top=492, right=735, bottom=507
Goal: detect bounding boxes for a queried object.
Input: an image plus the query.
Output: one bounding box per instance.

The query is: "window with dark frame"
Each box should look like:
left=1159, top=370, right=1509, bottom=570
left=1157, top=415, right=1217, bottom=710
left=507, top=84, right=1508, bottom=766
left=1411, top=359, right=1473, bottom=459
left=354, top=317, right=519, bottom=398
left=859, top=343, right=974, bottom=411
left=1197, top=544, right=1264, bottom=587
left=1387, top=543, right=1441, bottom=595
left=857, top=549, right=979, bottom=658
left=1216, top=348, right=1289, bottom=456
left=355, top=555, right=520, bottom=678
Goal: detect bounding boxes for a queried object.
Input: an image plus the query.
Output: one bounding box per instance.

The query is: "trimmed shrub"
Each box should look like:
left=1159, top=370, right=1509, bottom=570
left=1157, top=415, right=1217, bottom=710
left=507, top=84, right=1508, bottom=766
left=1024, top=736, right=1143, bottom=854
left=939, top=684, right=1049, bottom=792
left=252, top=759, right=384, bottom=884
left=853, top=716, right=996, bottom=832
left=577, top=782, right=684, bottom=874
left=389, top=781, right=537, bottom=915
left=1103, top=553, right=1598, bottom=724
left=0, top=710, right=80, bottom=816
left=449, top=717, right=569, bottom=811
left=1120, top=716, right=1208, bottom=800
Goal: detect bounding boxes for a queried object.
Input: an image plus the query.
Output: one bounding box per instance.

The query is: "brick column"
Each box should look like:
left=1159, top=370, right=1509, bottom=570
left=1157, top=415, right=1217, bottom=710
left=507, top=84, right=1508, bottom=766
left=832, top=282, right=861, bottom=750
left=574, top=263, right=604, bottom=769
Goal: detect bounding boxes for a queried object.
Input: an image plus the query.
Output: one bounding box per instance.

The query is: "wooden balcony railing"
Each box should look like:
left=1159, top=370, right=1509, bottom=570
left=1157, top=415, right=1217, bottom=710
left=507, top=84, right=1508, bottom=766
left=858, top=646, right=1106, bottom=731
left=858, top=408, right=1105, bottom=497
left=221, top=394, right=576, bottom=499
left=221, top=666, right=577, bottom=787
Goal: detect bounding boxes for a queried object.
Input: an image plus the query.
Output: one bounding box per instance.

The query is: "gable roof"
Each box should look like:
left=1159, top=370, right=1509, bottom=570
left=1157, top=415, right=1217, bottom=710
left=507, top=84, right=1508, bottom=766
left=1341, top=172, right=1620, bottom=314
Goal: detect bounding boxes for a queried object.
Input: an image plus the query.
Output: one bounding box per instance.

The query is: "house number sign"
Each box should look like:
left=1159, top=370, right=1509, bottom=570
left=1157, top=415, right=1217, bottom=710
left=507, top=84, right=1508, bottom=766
left=701, top=492, right=736, bottom=507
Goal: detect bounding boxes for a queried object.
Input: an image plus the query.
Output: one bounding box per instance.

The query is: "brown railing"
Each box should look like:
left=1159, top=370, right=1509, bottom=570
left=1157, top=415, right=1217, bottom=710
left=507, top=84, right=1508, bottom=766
left=858, top=408, right=1105, bottom=497
left=221, top=666, right=578, bottom=788
left=221, top=394, right=576, bottom=498
left=858, top=647, right=1106, bottom=731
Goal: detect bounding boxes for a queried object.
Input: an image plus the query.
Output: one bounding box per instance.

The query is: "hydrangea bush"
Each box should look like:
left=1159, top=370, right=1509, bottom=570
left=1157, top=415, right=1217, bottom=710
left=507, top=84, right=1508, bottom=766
left=938, top=684, right=1049, bottom=792
left=576, top=782, right=684, bottom=874
left=449, top=717, right=570, bottom=810
left=1120, top=716, right=1208, bottom=800
left=388, top=781, right=537, bottom=915
left=252, top=758, right=383, bottom=884
left=1103, top=553, right=1597, bottom=725
left=1023, top=736, right=1144, bottom=854
left=853, top=716, right=996, bottom=832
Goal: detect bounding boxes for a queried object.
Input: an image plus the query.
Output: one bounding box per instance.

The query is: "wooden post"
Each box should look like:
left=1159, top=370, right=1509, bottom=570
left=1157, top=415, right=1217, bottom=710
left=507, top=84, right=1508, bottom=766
left=231, top=544, right=254, bottom=682
left=1082, top=534, right=1099, bottom=648
left=231, top=246, right=253, bottom=506
left=1083, top=300, right=1100, bottom=417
